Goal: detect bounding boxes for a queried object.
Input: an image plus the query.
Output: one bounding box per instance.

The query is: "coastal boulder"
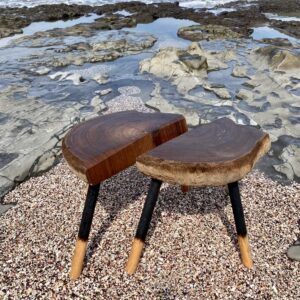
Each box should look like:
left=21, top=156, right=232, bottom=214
left=10, top=30, right=157, bottom=68
left=177, top=25, right=243, bottom=41
left=0, top=15, right=29, bottom=38
left=254, top=46, right=300, bottom=71
left=140, top=42, right=227, bottom=93
left=178, top=53, right=208, bottom=71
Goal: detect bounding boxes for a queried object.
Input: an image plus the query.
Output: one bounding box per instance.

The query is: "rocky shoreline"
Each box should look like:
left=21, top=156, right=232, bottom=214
left=0, top=0, right=300, bottom=205
left=1, top=0, right=300, bottom=39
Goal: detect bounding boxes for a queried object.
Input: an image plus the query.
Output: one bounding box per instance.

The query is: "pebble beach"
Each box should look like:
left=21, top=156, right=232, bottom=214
left=1, top=0, right=300, bottom=298
left=1, top=95, right=300, bottom=299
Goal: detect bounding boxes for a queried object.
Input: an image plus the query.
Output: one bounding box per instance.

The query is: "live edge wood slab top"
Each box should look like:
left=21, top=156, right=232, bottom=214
left=136, top=118, right=271, bottom=186
left=62, top=110, right=187, bottom=185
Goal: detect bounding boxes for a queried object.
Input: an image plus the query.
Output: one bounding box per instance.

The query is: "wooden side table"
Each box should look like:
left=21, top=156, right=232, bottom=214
left=62, top=110, right=187, bottom=279
left=126, top=118, right=271, bottom=274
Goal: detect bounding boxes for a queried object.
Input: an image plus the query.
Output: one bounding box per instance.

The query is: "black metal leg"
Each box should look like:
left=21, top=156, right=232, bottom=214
left=70, top=184, right=100, bottom=280
left=78, top=184, right=100, bottom=241
left=228, top=181, right=253, bottom=268
left=228, top=181, right=247, bottom=237
left=135, top=179, right=162, bottom=242
left=126, top=178, right=162, bottom=274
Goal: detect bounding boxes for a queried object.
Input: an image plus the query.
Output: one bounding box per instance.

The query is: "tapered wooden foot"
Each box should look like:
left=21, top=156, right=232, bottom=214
left=181, top=185, right=189, bottom=193
left=70, top=239, right=88, bottom=280
left=238, top=235, right=253, bottom=268
left=126, top=238, right=145, bottom=274
left=228, top=181, right=253, bottom=269
left=126, top=178, right=162, bottom=274
left=69, top=184, right=100, bottom=280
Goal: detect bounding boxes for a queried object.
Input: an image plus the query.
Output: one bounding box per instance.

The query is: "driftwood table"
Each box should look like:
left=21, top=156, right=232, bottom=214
left=126, top=118, right=271, bottom=274
left=62, top=110, right=187, bottom=280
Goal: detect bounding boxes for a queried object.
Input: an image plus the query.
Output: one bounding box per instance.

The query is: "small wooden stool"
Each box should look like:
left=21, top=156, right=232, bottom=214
left=126, top=118, right=271, bottom=274
left=62, top=110, right=187, bottom=280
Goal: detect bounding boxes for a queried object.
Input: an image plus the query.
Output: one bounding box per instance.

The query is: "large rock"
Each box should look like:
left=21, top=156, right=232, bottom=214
left=259, top=38, right=294, bottom=48
left=177, top=25, right=243, bottom=41
left=9, top=30, right=157, bottom=68
left=146, top=84, right=200, bottom=127
left=273, top=145, right=300, bottom=180
left=0, top=85, right=106, bottom=200
left=178, top=53, right=208, bottom=70
left=140, top=42, right=227, bottom=94
left=8, top=14, right=137, bottom=48
left=203, top=83, right=231, bottom=99
left=0, top=15, right=29, bottom=38
left=254, top=46, right=300, bottom=71
left=232, top=66, right=249, bottom=78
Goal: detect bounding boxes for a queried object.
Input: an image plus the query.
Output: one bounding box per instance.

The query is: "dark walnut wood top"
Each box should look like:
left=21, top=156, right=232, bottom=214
left=62, top=110, right=187, bottom=185
left=136, top=118, right=271, bottom=186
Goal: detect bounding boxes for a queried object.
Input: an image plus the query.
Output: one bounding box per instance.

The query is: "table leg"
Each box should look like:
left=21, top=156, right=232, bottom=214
left=70, top=184, right=100, bottom=280
left=228, top=181, right=253, bottom=269
left=126, top=178, right=162, bottom=274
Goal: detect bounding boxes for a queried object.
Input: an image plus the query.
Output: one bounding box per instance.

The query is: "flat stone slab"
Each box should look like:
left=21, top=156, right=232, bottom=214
left=287, top=239, right=300, bottom=261
left=0, top=204, right=14, bottom=215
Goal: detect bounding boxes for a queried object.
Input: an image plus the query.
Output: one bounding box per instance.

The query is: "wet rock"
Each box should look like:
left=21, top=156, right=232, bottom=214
left=0, top=203, right=14, bottom=215
left=8, top=14, right=140, bottom=48
left=259, top=38, right=294, bottom=48
left=92, top=14, right=136, bottom=30
left=49, top=71, right=85, bottom=85
left=273, top=144, right=300, bottom=180
left=146, top=84, right=199, bottom=127
left=0, top=15, right=29, bottom=38
left=178, top=53, right=208, bottom=70
left=0, top=84, right=105, bottom=199
left=203, top=83, right=231, bottom=99
left=32, top=151, right=58, bottom=174
left=0, top=27, right=23, bottom=39
left=31, top=67, right=51, bottom=76
left=93, top=74, right=109, bottom=84
left=90, top=95, right=107, bottom=112
left=236, top=89, right=253, bottom=101
left=96, top=88, right=112, bottom=96
left=232, top=66, right=249, bottom=78
left=271, top=20, right=300, bottom=39
left=254, top=46, right=300, bottom=71
left=11, top=30, right=157, bottom=68
left=1, top=0, right=298, bottom=42
left=257, top=0, right=300, bottom=14
left=287, top=240, right=300, bottom=261
left=0, top=176, right=13, bottom=200
left=140, top=42, right=227, bottom=94
left=177, top=25, right=243, bottom=41
left=0, top=153, right=19, bottom=169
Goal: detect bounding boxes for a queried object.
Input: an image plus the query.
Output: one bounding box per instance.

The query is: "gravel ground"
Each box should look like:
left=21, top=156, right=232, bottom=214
left=1, top=90, right=300, bottom=299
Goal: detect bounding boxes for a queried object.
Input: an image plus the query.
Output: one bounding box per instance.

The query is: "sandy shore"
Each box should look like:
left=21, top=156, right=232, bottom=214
left=1, top=96, right=300, bottom=299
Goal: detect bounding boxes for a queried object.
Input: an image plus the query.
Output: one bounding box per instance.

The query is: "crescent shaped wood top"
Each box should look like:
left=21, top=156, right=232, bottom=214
left=136, top=118, right=271, bottom=186
left=62, top=110, right=187, bottom=185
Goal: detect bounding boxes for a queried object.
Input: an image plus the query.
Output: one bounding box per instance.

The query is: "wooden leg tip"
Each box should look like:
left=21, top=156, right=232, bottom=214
left=126, top=238, right=145, bottom=275
left=70, top=239, right=88, bottom=280
left=238, top=235, right=253, bottom=269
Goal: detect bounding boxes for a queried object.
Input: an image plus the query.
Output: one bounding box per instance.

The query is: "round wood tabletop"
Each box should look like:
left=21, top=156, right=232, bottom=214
left=137, top=118, right=271, bottom=186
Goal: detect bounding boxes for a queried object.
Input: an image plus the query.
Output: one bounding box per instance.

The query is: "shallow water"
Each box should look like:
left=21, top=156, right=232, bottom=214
left=0, top=13, right=299, bottom=184
left=0, top=13, right=99, bottom=48
left=251, top=26, right=300, bottom=44
left=127, top=18, right=197, bottom=49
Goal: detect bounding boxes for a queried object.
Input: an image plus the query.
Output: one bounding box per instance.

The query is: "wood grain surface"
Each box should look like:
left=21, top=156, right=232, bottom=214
left=62, top=110, right=187, bottom=184
left=137, top=118, right=271, bottom=186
